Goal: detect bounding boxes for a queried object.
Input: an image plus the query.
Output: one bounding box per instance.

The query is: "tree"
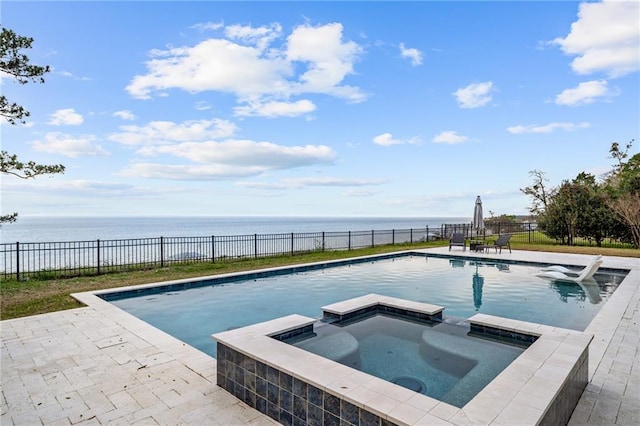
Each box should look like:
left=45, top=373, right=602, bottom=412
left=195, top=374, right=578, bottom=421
left=604, top=140, right=640, bottom=247
left=537, top=172, right=623, bottom=246
left=520, top=170, right=553, bottom=216
left=1, top=27, right=65, bottom=224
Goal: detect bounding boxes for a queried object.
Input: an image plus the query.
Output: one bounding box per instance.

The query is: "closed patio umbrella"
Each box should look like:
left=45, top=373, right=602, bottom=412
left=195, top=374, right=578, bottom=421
left=473, top=195, right=484, bottom=239
left=472, top=261, right=484, bottom=310
left=473, top=271, right=484, bottom=310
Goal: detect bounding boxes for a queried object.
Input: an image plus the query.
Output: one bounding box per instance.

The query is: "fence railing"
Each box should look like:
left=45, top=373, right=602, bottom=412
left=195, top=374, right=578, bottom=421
left=1, top=222, right=633, bottom=281
left=1, top=226, right=446, bottom=281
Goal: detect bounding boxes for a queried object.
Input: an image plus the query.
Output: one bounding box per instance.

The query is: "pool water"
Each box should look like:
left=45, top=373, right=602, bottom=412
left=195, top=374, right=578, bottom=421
left=286, top=314, right=526, bottom=408
left=108, top=254, right=624, bottom=358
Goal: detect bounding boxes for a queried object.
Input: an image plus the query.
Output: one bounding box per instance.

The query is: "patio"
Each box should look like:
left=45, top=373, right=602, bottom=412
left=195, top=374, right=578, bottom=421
left=1, top=248, right=638, bottom=425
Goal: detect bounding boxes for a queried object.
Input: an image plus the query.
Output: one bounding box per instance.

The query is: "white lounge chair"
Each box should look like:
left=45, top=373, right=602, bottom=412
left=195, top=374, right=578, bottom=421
left=540, top=255, right=602, bottom=274
left=536, top=257, right=603, bottom=282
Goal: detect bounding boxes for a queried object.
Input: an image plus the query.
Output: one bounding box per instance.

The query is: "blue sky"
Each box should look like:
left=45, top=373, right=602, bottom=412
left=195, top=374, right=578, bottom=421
left=2, top=0, right=639, bottom=218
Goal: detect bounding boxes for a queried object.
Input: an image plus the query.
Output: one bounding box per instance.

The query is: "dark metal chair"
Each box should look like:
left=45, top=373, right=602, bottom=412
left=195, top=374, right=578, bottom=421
left=449, top=233, right=466, bottom=251
left=483, top=234, right=511, bottom=253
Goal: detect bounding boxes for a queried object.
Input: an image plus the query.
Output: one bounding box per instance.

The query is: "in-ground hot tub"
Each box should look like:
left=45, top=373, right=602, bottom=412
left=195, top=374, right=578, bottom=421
left=213, top=294, right=592, bottom=425
left=282, top=306, right=528, bottom=408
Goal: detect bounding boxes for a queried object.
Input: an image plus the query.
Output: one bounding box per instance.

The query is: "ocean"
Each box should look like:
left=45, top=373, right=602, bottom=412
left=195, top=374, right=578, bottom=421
left=0, top=216, right=469, bottom=244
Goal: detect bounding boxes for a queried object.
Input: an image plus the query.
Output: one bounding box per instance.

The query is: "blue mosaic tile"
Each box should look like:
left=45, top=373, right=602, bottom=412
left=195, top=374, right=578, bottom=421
left=245, top=372, right=256, bottom=393
left=324, top=392, right=341, bottom=417
left=242, top=356, right=256, bottom=373
left=267, top=382, right=280, bottom=405
left=279, top=409, right=293, bottom=426
left=280, top=389, right=293, bottom=412
left=308, top=384, right=324, bottom=407
left=267, top=365, right=279, bottom=383
left=308, top=402, right=323, bottom=426
left=341, top=400, right=359, bottom=425
left=256, top=395, right=267, bottom=414
left=267, top=401, right=280, bottom=421
left=360, top=408, right=381, bottom=426
left=257, top=361, right=268, bottom=379
left=325, top=412, right=340, bottom=426
left=293, top=395, right=307, bottom=420
left=256, top=376, right=267, bottom=397
left=293, top=377, right=308, bottom=399
left=279, top=371, right=293, bottom=391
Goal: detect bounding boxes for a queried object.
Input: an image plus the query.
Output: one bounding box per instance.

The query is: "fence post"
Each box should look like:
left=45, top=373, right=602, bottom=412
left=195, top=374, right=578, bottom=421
left=212, top=235, right=215, bottom=263
left=291, top=233, right=294, bottom=256
left=392, top=229, right=395, bottom=245
left=97, top=239, right=101, bottom=275
left=410, top=228, right=413, bottom=243
left=160, top=236, right=164, bottom=268
left=348, top=231, right=351, bottom=250
left=254, top=234, right=258, bottom=258
left=371, top=230, right=375, bottom=248
left=16, top=242, right=20, bottom=282
left=322, top=232, right=325, bottom=251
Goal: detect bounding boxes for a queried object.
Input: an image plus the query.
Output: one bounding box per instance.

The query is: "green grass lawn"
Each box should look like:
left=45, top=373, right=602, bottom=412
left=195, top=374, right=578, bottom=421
left=1, top=240, right=637, bottom=321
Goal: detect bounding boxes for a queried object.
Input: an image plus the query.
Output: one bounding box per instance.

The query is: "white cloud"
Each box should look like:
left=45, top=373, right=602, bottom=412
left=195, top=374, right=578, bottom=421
left=118, top=163, right=266, bottom=180
left=399, top=43, right=423, bottom=66
left=3, top=179, right=164, bottom=198
left=126, top=38, right=291, bottom=99
left=234, top=99, right=316, bottom=117
left=286, top=22, right=365, bottom=102
left=507, top=122, right=591, bottom=134
left=191, top=21, right=224, bottom=32
left=120, top=139, right=336, bottom=181
left=140, top=140, right=335, bottom=166
left=554, top=80, right=617, bottom=106
left=113, top=110, right=136, bottom=120
left=195, top=101, right=211, bottom=111
left=109, top=119, right=237, bottom=146
left=56, top=70, right=91, bottom=81
left=48, top=108, right=84, bottom=126
left=372, top=133, right=419, bottom=146
left=31, top=132, right=109, bottom=158
left=552, top=0, right=640, bottom=78
left=126, top=22, right=365, bottom=117
left=342, top=189, right=380, bottom=197
left=432, top=131, right=469, bottom=144
left=237, top=176, right=385, bottom=190
left=453, top=82, right=494, bottom=108
left=225, top=23, right=283, bottom=51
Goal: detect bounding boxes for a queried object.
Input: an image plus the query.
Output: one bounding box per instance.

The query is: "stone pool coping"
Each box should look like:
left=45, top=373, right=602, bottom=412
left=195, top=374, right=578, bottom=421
left=213, top=294, right=593, bottom=425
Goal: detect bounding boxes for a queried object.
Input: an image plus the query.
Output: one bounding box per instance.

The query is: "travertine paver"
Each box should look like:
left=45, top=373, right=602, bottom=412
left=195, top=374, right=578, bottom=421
left=1, top=249, right=639, bottom=425
left=1, top=308, right=278, bottom=425
left=568, top=274, right=640, bottom=426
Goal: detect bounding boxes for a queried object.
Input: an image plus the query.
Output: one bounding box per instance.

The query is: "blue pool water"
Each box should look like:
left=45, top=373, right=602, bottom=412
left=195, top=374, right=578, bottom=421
left=287, top=314, right=526, bottom=408
left=108, top=254, right=625, bottom=358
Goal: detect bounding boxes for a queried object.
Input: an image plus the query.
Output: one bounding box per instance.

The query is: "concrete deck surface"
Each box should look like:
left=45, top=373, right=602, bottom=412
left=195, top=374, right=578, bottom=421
left=1, top=248, right=638, bottom=425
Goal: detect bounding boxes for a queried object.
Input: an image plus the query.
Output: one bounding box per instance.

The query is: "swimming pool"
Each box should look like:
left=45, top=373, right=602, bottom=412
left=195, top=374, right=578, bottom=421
left=106, top=253, right=626, bottom=358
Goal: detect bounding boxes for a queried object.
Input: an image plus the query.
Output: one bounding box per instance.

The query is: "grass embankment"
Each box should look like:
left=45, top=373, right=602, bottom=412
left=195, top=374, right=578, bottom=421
left=1, top=241, right=637, bottom=321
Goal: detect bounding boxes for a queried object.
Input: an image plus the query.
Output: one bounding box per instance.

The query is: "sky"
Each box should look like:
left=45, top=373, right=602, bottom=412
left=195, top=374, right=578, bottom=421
left=1, top=0, right=639, bottom=219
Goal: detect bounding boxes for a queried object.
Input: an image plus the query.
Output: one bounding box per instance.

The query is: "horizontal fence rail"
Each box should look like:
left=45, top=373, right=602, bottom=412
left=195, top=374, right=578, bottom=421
left=0, top=222, right=633, bottom=281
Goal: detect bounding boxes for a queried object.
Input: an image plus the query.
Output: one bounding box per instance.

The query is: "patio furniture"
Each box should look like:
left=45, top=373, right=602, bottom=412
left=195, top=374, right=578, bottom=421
left=483, top=234, right=511, bottom=253
left=536, top=257, right=603, bottom=282
left=470, top=241, right=484, bottom=252
left=449, top=233, right=466, bottom=251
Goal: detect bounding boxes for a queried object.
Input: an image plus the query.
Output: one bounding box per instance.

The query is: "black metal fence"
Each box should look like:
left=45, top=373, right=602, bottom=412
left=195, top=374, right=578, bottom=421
left=1, top=227, right=443, bottom=281
left=1, top=222, right=633, bottom=281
